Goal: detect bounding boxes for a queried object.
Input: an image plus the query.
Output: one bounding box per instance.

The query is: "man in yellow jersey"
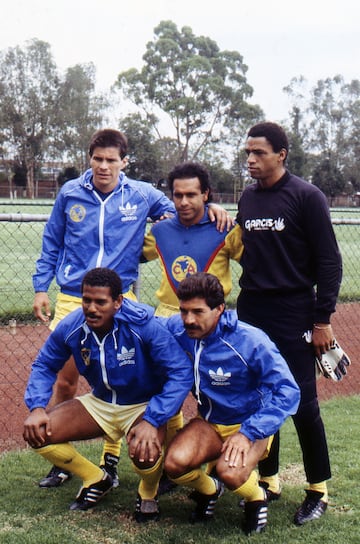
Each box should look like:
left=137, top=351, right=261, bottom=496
left=142, top=162, right=242, bottom=316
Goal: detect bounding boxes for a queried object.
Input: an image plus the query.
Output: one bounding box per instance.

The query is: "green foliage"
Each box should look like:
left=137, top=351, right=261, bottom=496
left=205, top=163, right=236, bottom=195
left=119, top=113, right=164, bottom=182
left=1, top=396, right=359, bottom=543
left=312, top=158, right=346, bottom=199
left=284, top=75, right=360, bottom=194
left=1, top=32, right=360, bottom=197
left=57, top=167, right=80, bottom=186
left=0, top=41, right=108, bottom=191
left=286, top=106, right=308, bottom=178
left=54, top=63, right=108, bottom=172
left=12, top=163, right=27, bottom=187
left=0, top=39, right=59, bottom=198
left=115, top=20, right=262, bottom=162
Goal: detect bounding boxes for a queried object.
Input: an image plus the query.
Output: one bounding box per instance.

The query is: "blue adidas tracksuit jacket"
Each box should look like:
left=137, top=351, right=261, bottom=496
left=24, top=299, right=193, bottom=429
left=165, top=310, right=300, bottom=442
left=32, top=169, right=175, bottom=296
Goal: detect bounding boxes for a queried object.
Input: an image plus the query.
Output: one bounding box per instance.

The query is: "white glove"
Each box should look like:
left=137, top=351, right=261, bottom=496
left=316, top=339, right=351, bottom=381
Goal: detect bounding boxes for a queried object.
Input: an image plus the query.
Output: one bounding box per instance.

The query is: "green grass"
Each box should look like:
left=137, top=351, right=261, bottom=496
left=0, top=203, right=359, bottom=320
left=1, top=395, right=359, bottom=543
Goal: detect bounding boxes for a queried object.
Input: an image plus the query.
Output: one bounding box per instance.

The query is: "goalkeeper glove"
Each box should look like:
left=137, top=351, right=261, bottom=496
left=315, top=339, right=351, bottom=381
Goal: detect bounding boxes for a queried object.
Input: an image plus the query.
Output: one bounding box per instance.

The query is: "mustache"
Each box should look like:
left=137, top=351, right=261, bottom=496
left=185, top=325, right=200, bottom=331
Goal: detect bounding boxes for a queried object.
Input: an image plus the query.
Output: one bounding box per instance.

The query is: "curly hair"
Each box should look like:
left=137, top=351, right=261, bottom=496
left=168, top=162, right=213, bottom=202
left=248, top=122, right=289, bottom=156
left=81, top=268, right=122, bottom=300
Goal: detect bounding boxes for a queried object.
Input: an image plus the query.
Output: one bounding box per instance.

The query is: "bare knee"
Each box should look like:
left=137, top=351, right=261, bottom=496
left=164, top=447, right=192, bottom=477
left=216, top=460, right=251, bottom=490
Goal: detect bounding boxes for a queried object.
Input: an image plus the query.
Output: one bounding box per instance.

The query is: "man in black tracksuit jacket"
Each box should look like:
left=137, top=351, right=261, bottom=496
left=236, top=122, right=342, bottom=527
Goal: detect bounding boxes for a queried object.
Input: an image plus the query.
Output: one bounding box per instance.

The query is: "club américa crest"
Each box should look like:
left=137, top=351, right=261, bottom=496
left=171, top=255, right=197, bottom=282
left=81, top=348, right=91, bottom=366
left=69, top=204, right=86, bottom=222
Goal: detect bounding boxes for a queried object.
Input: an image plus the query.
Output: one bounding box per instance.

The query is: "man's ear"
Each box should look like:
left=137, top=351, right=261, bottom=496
left=279, top=149, right=287, bottom=162
left=216, top=303, right=225, bottom=316
left=114, top=295, right=123, bottom=311
left=203, top=189, right=210, bottom=203
left=121, top=156, right=129, bottom=170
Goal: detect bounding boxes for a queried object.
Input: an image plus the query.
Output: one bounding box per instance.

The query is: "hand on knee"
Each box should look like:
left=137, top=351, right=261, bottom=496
left=131, top=454, right=161, bottom=470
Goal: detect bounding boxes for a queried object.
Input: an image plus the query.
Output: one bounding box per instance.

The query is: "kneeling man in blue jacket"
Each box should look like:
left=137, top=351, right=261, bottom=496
left=164, top=272, right=300, bottom=535
left=24, top=267, right=193, bottom=520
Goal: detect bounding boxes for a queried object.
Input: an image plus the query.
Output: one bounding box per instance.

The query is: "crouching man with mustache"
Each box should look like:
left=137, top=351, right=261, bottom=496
left=163, top=272, right=300, bottom=535
left=24, top=267, right=193, bottom=520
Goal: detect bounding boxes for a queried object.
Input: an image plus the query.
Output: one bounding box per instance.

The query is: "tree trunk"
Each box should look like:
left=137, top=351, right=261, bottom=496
left=26, top=160, right=35, bottom=199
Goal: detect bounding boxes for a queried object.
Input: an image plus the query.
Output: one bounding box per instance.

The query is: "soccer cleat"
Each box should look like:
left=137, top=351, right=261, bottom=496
left=69, top=470, right=113, bottom=511
left=101, top=453, right=120, bottom=488
left=158, top=472, right=178, bottom=495
left=294, top=490, right=328, bottom=526
left=242, top=498, right=268, bottom=535
left=189, top=477, right=224, bottom=522
left=134, top=494, right=160, bottom=523
left=39, top=465, right=72, bottom=488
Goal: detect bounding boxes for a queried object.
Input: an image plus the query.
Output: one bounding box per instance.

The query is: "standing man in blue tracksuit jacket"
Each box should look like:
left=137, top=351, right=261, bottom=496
left=31, top=129, right=230, bottom=488
left=163, top=273, right=300, bottom=536
left=24, top=268, right=193, bottom=519
left=236, top=122, right=342, bottom=527
left=32, top=129, right=175, bottom=487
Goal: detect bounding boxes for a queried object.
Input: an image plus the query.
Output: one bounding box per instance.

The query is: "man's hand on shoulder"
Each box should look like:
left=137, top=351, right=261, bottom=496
left=208, top=203, right=234, bottom=232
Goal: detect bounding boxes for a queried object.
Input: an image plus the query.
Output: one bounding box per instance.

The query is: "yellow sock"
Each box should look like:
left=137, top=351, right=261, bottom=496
left=36, top=443, right=103, bottom=487
left=205, top=460, right=217, bottom=475
left=259, top=474, right=281, bottom=494
left=132, top=456, right=163, bottom=499
left=99, top=438, right=122, bottom=465
left=172, top=469, right=217, bottom=495
left=165, top=412, right=184, bottom=447
left=233, top=470, right=265, bottom=502
left=308, top=481, right=328, bottom=502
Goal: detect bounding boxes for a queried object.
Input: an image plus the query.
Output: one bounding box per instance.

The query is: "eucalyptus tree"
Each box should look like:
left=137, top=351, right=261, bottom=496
left=55, top=62, right=108, bottom=172
left=284, top=75, right=360, bottom=195
left=115, top=20, right=258, bottom=163
left=0, top=38, right=59, bottom=197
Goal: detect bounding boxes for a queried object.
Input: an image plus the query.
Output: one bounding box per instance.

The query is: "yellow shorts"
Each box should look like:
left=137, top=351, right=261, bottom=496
left=50, top=288, right=137, bottom=330
left=208, top=421, right=273, bottom=461
left=50, top=293, right=82, bottom=330
left=77, top=392, right=148, bottom=442
left=155, top=302, right=179, bottom=317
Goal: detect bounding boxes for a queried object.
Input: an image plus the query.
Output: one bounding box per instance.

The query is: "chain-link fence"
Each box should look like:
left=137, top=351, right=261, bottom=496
left=1, top=209, right=359, bottom=452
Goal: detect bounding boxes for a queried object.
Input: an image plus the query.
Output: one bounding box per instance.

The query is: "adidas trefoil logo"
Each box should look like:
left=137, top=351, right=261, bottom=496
left=117, top=346, right=136, bottom=366
left=209, top=367, right=231, bottom=386
left=119, top=202, right=138, bottom=222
